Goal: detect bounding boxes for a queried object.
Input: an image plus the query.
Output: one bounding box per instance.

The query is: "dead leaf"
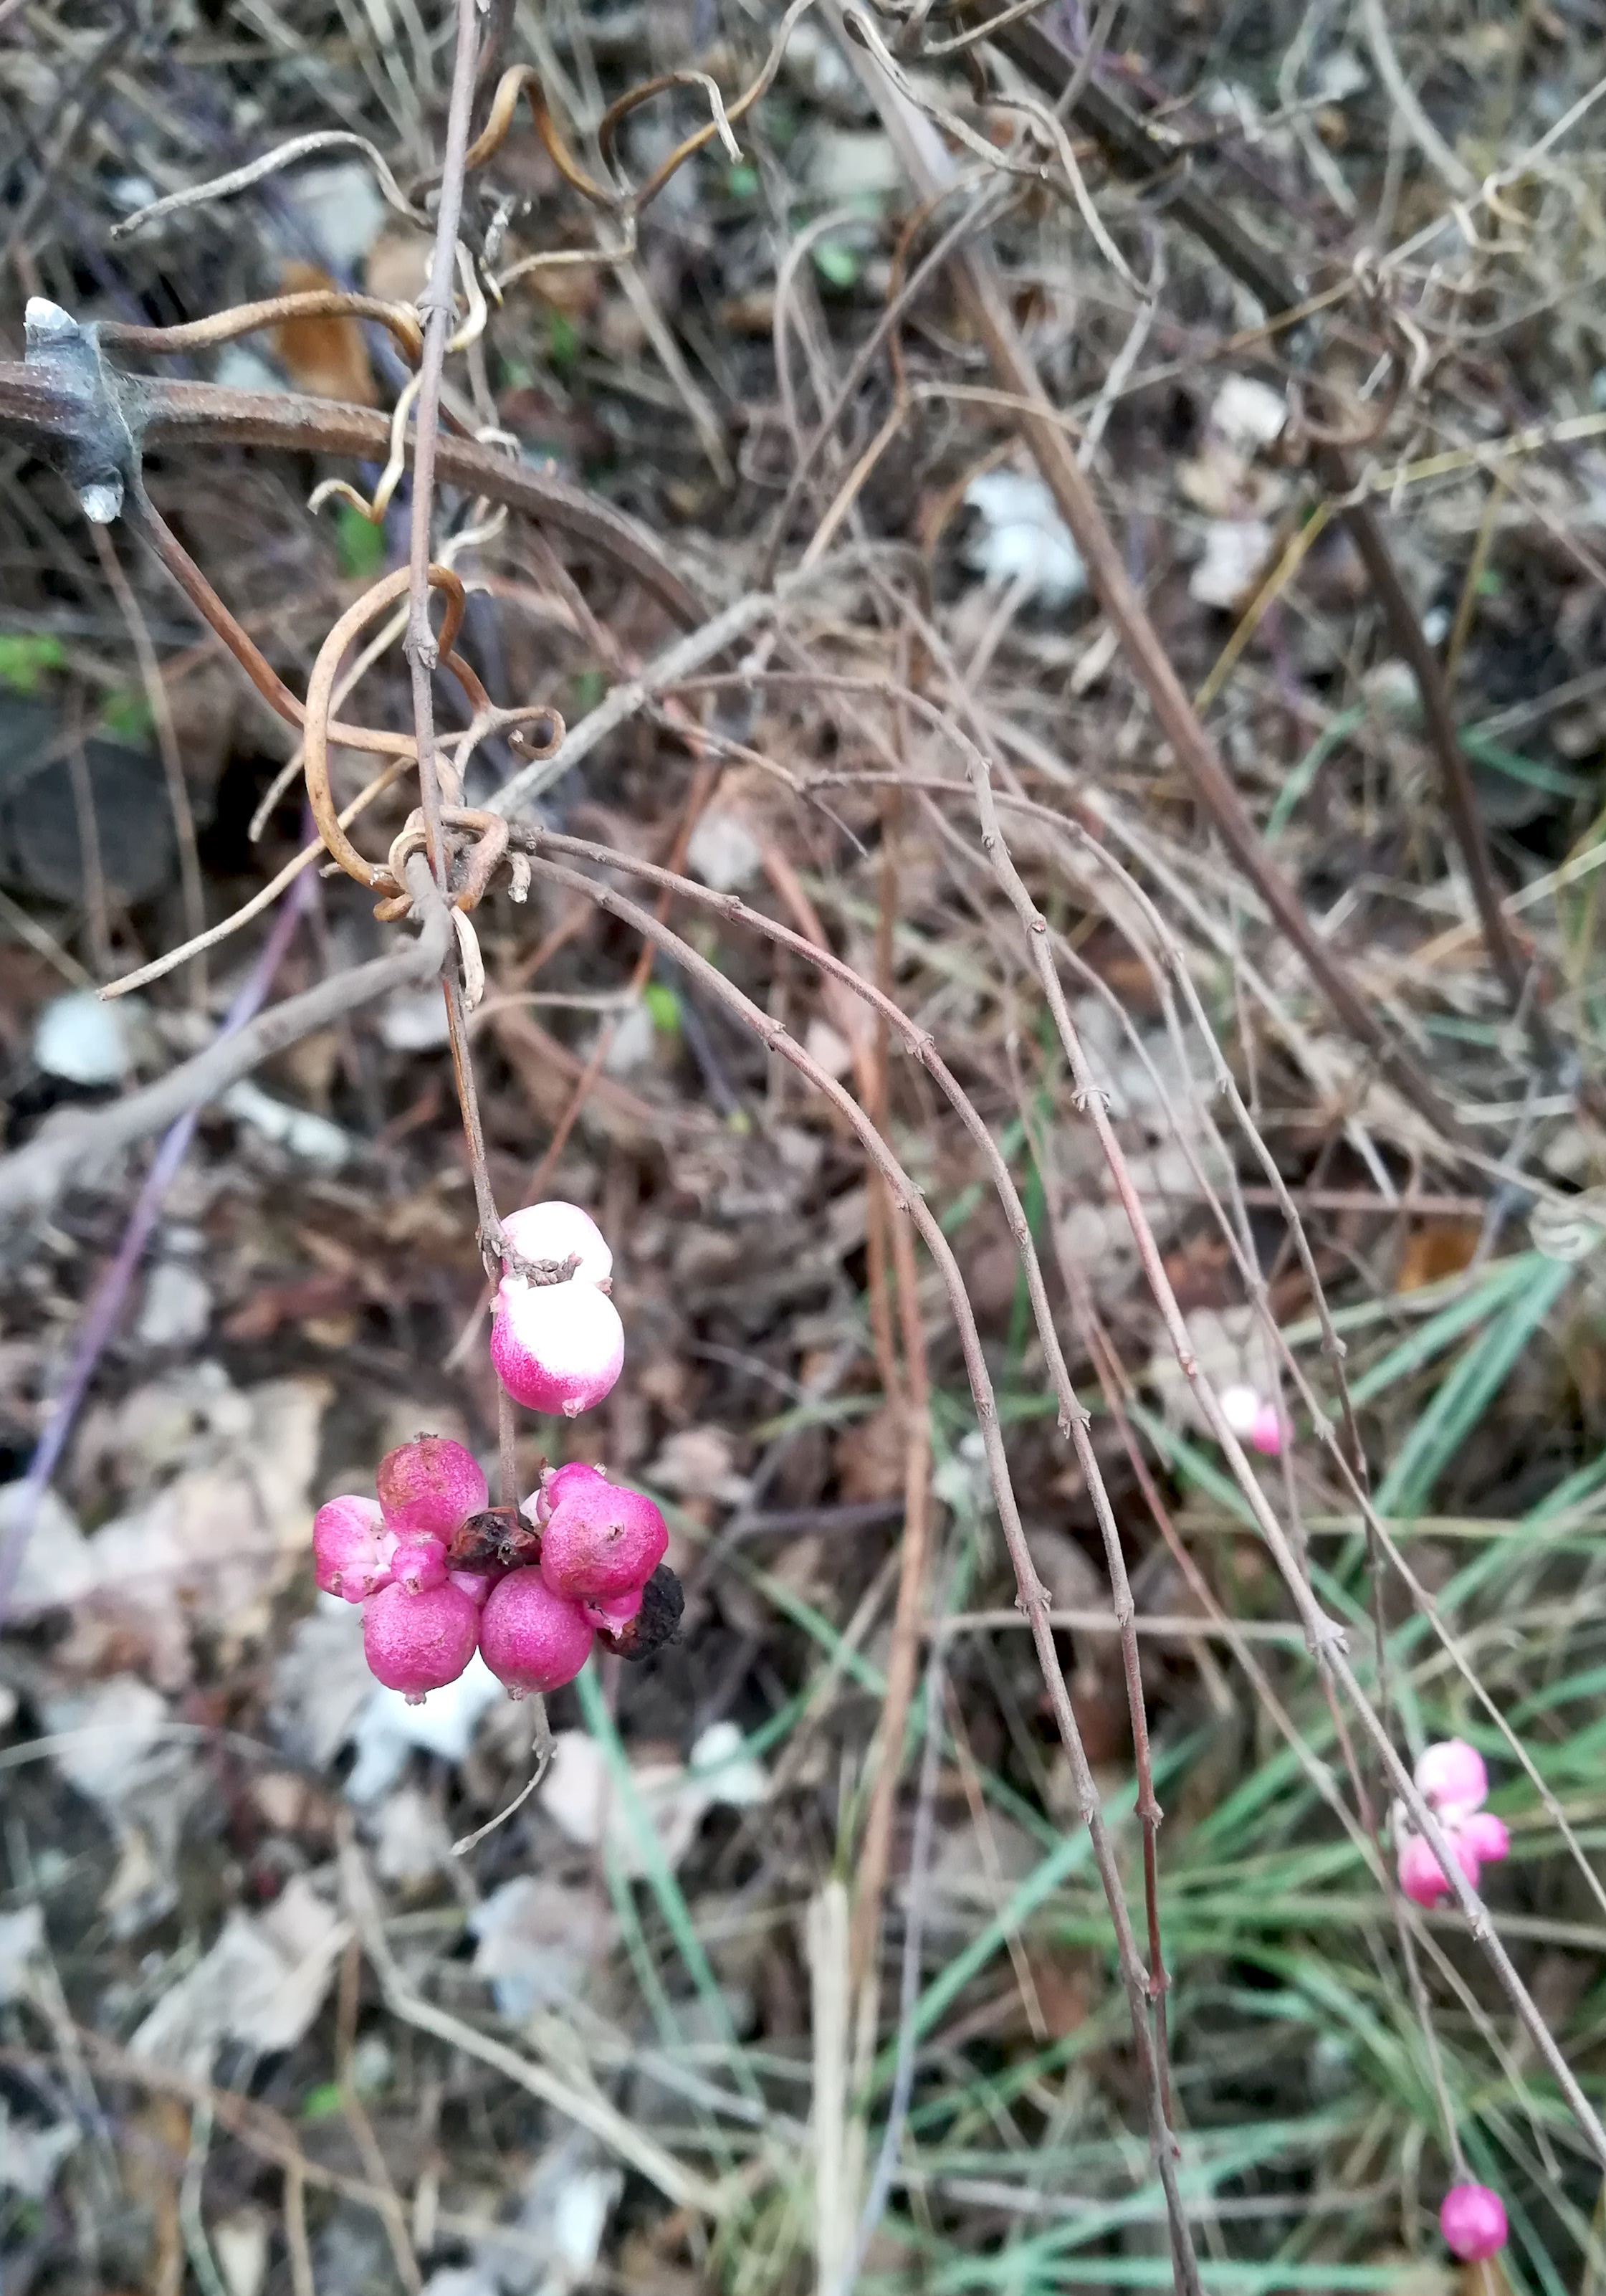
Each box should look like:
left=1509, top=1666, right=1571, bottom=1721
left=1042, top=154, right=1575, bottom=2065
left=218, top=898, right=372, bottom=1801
left=130, top=1872, right=348, bottom=2070
left=0, top=2099, right=80, bottom=2196
left=363, top=224, right=431, bottom=303
left=58, top=1373, right=329, bottom=1688
left=269, top=1599, right=372, bottom=1772
left=272, top=259, right=375, bottom=405
left=646, top=1424, right=749, bottom=1505
left=833, top=1404, right=905, bottom=1503
left=1397, top=1221, right=1482, bottom=1292
left=540, top=1723, right=765, bottom=1877
left=1028, top=1527, right=1104, bottom=1612
left=373, top=1784, right=453, bottom=1892
left=469, top=1874, right=616, bottom=2019
left=0, top=1905, right=43, bottom=2005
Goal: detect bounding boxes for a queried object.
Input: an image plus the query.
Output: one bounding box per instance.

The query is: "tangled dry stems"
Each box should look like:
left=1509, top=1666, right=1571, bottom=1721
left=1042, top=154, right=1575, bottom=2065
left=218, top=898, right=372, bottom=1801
left=4, top=0, right=1606, bottom=2282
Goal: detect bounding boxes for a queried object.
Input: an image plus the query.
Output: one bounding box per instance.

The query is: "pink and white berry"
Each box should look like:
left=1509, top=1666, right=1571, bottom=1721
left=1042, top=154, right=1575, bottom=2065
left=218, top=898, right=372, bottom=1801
left=1397, top=1831, right=1454, bottom=1909
left=1458, top=1811, right=1510, bottom=1864
left=539, top=1473, right=668, bottom=1603
left=362, top=1578, right=481, bottom=1700
left=1415, top=1738, right=1488, bottom=1815
left=479, top=1567, right=595, bottom=1697
left=1219, top=1383, right=1283, bottom=1457
left=376, top=1434, right=487, bottom=1539
left=314, top=1495, right=391, bottom=1602
left=491, top=1278, right=624, bottom=1419
left=502, top=1200, right=612, bottom=1286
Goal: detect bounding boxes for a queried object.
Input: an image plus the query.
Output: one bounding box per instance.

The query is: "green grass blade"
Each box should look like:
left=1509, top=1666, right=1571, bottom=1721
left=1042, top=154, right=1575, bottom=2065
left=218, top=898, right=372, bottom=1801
left=1375, top=1257, right=1573, bottom=1516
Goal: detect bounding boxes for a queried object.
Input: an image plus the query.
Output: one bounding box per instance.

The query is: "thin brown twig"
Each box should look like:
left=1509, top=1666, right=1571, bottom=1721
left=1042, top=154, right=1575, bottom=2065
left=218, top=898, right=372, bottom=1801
left=282, top=2158, right=314, bottom=2296
left=1006, top=1033, right=1173, bottom=2123
left=101, top=757, right=413, bottom=998
left=899, top=741, right=1606, bottom=1931
left=977, top=5, right=1555, bottom=1054
left=64, top=706, right=110, bottom=980
left=510, top=766, right=1606, bottom=2159
left=12, top=2034, right=602, bottom=2268
left=102, top=290, right=424, bottom=367
left=955, top=726, right=1606, bottom=2164
left=90, top=520, right=207, bottom=1002
left=335, top=1824, right=727, bottom=2212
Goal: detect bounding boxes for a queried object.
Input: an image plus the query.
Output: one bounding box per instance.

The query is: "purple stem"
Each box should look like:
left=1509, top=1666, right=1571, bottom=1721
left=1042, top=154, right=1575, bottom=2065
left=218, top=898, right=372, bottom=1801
left=0, top=864, right=315, bottom=1624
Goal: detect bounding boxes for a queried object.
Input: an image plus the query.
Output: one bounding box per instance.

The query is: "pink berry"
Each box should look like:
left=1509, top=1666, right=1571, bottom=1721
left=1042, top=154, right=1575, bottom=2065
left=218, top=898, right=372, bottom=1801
left=450, top=1566, right=505, bottom=1606
left=388, top=1533, right=449, bottom=1594
left=479, top=1567, right=595, bottom=1696
left=502, top=1200, right=612, bottom=1286
left=313, top=1495, right=391, bottom=1602
left=1397, top=1831, right=1451, bottom=1907
left=1415, top=1738, right=1487, bottom=1814
left=1440, top=2183, right=1507, bottom=2262
left=539, top=1477, right=668, bottom=1602
left=376, top=1434, right=487, bottom=1539
left=532, top=1459, right=609, bottom=1525
left=1459, top=1811, right=1510, bottom=1866
left=582, top=1586, right=644, bottom=1632
left=1248, top=1401, right=1283, bottom=1456
left=491, top=1278, right=624, bottom=1418
left=362, top=1579, right=480, bottom=1700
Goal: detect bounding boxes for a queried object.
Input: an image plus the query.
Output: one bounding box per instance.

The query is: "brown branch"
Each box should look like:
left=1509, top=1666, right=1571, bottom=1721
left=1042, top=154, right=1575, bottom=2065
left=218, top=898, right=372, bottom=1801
left=0, top=364, right=704, bottom=631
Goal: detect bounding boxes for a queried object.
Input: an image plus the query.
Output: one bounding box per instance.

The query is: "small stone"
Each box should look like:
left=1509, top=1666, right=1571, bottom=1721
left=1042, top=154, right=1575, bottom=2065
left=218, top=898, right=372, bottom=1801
left=79, top=479, right=124, bottom=525
left=34, top=991, right=129, bottom=1085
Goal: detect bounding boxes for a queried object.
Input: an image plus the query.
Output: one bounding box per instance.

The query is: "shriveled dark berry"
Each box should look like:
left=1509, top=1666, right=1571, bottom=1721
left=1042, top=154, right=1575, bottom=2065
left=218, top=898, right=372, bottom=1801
left=599, top=1563, right=684, bottom=1662
left=450, top=1504, right=540, bottom=1571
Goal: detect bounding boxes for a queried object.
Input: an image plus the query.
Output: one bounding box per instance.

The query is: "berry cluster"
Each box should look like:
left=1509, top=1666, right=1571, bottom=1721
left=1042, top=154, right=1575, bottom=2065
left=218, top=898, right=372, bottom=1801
left=1394, top=1737, right=1509, bottom=1908
left=314, top=1202, right=679, bottom=1702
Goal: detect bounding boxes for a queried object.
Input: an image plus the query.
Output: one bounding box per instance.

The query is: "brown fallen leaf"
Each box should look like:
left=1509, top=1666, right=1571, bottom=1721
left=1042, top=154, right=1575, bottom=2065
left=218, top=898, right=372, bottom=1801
left=834, top=1401, right=906, bottom=1503
left=1397, top=1220, right=1482, bottom=1292
left=272, top=258, right=375, bottom=406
